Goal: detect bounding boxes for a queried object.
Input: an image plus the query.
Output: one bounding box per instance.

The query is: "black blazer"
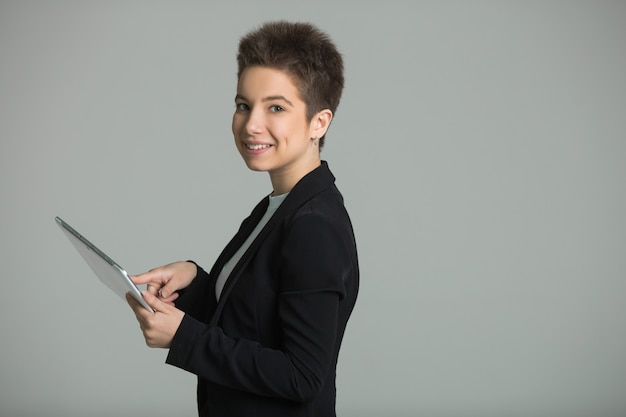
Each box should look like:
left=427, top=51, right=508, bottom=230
left=166, top=161, right=359, bottom=417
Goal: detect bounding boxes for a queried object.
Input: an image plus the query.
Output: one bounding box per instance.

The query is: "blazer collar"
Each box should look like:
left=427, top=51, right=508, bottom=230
left=276, top=160, right=335, bottom=217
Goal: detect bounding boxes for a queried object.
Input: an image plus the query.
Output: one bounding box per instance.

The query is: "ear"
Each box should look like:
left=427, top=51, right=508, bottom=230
left=309, top=109, right=333, bottom=139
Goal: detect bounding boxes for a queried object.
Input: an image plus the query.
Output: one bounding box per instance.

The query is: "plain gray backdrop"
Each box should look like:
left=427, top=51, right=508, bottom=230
left=1, top=1, right=625, bottom=416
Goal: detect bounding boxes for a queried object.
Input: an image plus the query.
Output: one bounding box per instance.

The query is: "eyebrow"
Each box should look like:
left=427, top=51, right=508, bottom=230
left=235, top=94, right=295, bottom=108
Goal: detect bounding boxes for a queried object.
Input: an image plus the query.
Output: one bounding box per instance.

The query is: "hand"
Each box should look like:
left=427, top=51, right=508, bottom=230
left=131, top=261, right=197, bottom=304
left=126, top=291, right=185, bottom=348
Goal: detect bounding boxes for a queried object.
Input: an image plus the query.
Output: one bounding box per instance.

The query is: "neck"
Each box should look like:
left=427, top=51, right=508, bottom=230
left=269, top=158, right=321, bottom=195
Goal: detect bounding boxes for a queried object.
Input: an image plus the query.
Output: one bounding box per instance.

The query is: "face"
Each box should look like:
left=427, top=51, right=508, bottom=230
left=232, top=66, right=329, bottom=193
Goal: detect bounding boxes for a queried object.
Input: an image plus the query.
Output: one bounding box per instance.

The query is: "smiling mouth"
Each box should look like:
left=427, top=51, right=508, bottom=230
left=245, top=143, right=272, bottom=150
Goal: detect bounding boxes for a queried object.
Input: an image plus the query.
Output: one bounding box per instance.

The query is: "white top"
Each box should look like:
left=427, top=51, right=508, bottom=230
left=215, top=192, right=289, bottom=300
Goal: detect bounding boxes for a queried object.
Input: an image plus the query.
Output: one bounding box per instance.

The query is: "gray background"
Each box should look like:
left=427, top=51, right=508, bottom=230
left=1, top=1, right=625, bottom=416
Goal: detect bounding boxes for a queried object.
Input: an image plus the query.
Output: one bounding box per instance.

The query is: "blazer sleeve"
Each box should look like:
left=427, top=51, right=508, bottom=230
left=165, top=212, right=352, bottom=403
left=172, top=263, right=215, bottom=323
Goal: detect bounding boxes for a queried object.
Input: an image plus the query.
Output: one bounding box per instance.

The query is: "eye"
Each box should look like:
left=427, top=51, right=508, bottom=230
left=269, top=105, right=285, bottom=113
left=235, top=103, right=249, bottom=112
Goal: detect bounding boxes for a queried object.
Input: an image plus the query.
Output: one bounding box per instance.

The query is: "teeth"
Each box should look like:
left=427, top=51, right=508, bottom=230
left=247, top=144, right=270, bottom=150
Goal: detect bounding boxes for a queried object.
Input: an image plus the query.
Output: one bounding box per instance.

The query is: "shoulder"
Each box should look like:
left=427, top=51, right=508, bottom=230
left=285, top=185, right=356, bottom=252
left=289, top=185, right=353, bottom=232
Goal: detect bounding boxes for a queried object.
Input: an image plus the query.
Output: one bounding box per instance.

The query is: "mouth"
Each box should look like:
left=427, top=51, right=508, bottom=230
left=245, top=143, right=272, bottom=150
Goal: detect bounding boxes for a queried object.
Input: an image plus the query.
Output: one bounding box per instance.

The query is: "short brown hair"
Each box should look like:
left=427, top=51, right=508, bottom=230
left=236, top=21, right=344, bottom=148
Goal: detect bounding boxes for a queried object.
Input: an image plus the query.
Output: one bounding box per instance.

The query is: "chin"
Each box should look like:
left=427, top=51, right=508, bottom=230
left=241, top=158, right=269, bottom=173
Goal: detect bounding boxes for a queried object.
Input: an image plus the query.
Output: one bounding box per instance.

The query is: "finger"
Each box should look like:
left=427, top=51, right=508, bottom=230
left=147, top=284, right=177, bottom=303
left=146, top=283, right=161, bottom=296
left=159, top=285, right=173, bottom=299
left=142, top=290, right=169, bottom=313
left=131, top=268, right=165, bottom=285
left=126, top=293, right=143, bottom=317
left=159, top=278, right=183, bottom=299
left=161, top=291, right=179, bottom=304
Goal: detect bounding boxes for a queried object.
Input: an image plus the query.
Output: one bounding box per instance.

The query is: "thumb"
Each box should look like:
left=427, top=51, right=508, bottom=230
left=142, top=290, right=169, bottom=313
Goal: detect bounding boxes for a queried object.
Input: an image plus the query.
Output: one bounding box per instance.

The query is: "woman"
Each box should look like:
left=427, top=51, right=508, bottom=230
left=127, top=21, right=359, bottom=417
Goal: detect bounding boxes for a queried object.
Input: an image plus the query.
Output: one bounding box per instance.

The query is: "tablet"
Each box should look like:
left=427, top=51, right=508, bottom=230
left=55, top=217, right=154, bottom=312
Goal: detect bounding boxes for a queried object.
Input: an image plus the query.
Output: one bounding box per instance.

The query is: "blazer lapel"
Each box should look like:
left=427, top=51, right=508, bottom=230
left=205, top=197, right=268, bottom=283
left=208, top=161, right=336, bottom=325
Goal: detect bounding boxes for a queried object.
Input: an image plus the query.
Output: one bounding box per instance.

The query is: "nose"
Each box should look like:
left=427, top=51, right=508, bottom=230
left=244, top=107, right=264, bottom=136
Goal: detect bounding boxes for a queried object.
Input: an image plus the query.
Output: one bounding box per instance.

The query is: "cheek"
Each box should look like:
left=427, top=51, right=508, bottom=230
left=231, top=115, right=241, bottom=137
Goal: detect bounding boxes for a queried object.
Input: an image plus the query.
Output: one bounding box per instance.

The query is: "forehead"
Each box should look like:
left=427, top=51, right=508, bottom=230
left=236, top=66, right=302, bottom=99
